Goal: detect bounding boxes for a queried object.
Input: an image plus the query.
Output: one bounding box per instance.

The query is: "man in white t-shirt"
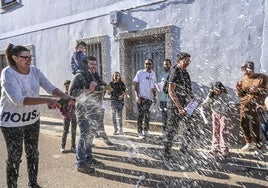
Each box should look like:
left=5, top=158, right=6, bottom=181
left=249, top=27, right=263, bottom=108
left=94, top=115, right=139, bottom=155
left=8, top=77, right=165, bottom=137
left=133, top=59, right=156, bottom=138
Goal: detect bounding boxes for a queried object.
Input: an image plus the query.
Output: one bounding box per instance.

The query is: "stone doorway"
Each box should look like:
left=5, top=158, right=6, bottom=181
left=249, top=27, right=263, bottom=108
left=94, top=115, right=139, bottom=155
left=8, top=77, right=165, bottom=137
left=118, top=25, right=175, bottom=122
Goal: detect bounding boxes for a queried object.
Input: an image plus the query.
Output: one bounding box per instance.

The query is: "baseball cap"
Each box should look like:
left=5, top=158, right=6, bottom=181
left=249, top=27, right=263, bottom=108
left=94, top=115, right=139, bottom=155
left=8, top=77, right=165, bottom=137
left=241, top=61, right=254, bottom=71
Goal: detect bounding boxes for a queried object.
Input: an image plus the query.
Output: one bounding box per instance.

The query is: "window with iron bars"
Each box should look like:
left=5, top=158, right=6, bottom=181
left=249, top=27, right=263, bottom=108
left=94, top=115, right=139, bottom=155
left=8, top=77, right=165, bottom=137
left=87, top=43, right=103, bottom=78
left=0, top=0, right=19, bottom=9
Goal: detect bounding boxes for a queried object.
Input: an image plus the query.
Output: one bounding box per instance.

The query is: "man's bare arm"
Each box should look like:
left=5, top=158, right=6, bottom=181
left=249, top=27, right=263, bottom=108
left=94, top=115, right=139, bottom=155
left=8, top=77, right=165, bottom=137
left=134, top=81, right=141, bottom=104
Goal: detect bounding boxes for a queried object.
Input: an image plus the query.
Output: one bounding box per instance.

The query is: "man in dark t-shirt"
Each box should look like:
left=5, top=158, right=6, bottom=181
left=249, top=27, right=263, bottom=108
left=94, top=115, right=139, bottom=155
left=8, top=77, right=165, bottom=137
left=163, top=52, right=194, bottom=167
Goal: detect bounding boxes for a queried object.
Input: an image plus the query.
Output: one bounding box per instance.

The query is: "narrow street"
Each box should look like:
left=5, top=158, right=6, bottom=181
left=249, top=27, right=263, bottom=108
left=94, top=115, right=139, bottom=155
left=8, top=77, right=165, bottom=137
left=0, top=117, right=267, bottom=188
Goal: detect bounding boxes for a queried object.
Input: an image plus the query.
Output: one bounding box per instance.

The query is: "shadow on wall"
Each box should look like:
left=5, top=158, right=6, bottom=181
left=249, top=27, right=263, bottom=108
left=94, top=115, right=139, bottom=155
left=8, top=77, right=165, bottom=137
left=119, top=12, right=148, bottom=31
left=118, top=0, right=195, bottom=32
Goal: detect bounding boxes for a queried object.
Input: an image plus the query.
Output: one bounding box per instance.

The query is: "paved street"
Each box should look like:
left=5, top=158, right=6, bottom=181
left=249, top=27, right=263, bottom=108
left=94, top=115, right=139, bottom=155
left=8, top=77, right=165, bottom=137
left=0, top=117, right=268, bottom=188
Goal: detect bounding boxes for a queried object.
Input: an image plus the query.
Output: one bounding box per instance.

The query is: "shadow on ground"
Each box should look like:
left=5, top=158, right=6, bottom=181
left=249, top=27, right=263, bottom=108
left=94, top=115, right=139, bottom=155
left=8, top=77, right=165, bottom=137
left=88, top=132, right=268, bottom=187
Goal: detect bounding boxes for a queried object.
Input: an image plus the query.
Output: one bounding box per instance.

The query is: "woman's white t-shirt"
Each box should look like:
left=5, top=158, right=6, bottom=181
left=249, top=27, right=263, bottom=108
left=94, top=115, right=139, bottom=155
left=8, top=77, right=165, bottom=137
left=0, top=65, right=56, bottom=127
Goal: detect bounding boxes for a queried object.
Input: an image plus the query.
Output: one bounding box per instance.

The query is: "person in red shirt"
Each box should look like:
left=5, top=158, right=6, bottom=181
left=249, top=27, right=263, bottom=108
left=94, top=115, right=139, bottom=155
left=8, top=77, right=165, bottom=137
left=59, top=80, right=77, bottom=153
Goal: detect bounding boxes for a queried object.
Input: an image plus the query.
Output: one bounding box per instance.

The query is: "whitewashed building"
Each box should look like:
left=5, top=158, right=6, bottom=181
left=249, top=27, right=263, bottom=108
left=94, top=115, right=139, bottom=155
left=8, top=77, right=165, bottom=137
left=0, top=0, right=267, bottom=123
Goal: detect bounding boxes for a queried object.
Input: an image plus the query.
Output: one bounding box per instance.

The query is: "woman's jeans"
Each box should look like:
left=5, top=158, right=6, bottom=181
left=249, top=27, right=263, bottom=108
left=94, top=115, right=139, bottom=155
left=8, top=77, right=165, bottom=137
left=1, top=121, right=40, bottom=188
left=111, top=100, right=124, bottom=132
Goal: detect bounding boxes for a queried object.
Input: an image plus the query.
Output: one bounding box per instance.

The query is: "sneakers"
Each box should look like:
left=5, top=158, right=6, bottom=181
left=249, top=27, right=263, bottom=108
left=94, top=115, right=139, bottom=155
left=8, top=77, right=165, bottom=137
left=119, top=129, right=124, bottom=135
left=220, top=152, right=229, bottom=158
left=144, top=131, right=150, bottom=137
left=138, top=133, right=144, bottom=139
left=98, top=131, right=113, bottom=145
left=253, top=150, right=264, bottom=160
left=241, top=143, right=256, bottom=151
left=60, top=146, right=65, bottom=153
left=209, top=150, right=229, bottom=158
left=114, top=129, right=124, bottom=135
left=96, top=131, right=107, bottom=138
left=61, top=146, right=76, bottom=153
left=113, top=131, right=119, bottom=135
left=159, top=131, right=166, bottom=138
left=209, top=150, right=219, bottom=156
left=138, top=131, right=150, bottom=138
left=97, top=131, right=107, bottom=137
left=70, top=146, right=76, bottom=153
left=77, top=166, right=95, bottom=174
left=28, top=182, right=42, bottom=188
left=103, top=136, right=113, bottom=146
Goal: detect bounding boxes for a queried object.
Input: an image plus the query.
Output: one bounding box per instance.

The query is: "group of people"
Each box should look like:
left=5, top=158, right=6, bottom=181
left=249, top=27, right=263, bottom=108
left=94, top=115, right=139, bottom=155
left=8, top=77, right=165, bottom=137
left=199, top=61, right=268, bottom=159
left=133, top=52, right=268, bottom=166
left=133, top=53, right=196, bottom=161
left=0, top=41, right=267, bottom=187
left=0, top=41, right=127, bottom=187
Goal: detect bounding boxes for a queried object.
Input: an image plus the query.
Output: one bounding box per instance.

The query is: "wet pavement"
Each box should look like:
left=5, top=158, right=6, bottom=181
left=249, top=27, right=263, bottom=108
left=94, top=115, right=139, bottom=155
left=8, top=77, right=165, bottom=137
left=0, top=117, right=267, bottom=188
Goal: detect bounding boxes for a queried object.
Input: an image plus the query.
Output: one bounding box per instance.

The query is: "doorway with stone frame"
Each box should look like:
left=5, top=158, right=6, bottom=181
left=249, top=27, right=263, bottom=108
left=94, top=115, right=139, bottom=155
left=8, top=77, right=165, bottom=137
left=118, top=25, right=175, bottom=126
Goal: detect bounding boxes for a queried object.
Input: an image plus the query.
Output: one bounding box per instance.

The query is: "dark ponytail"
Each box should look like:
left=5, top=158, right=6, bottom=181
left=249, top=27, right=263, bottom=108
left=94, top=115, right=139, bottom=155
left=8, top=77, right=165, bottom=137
left=5, top=43, right=29, bottom=66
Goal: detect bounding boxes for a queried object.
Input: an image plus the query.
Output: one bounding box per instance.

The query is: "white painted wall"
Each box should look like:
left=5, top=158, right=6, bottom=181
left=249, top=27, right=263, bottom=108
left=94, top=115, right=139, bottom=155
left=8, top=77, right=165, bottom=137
left=0, top=0, right=267, bottom=96
left=260, top=0, right=268, bottom=73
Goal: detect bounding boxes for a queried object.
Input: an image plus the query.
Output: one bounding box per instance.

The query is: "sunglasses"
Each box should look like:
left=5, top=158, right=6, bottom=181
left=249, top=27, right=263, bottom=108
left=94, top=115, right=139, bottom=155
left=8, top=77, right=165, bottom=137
left=18, top=55, right=33, bottom=61
left=183, top=59, right=191, bottom=64
left=145, top=63, right=152, bottom=65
